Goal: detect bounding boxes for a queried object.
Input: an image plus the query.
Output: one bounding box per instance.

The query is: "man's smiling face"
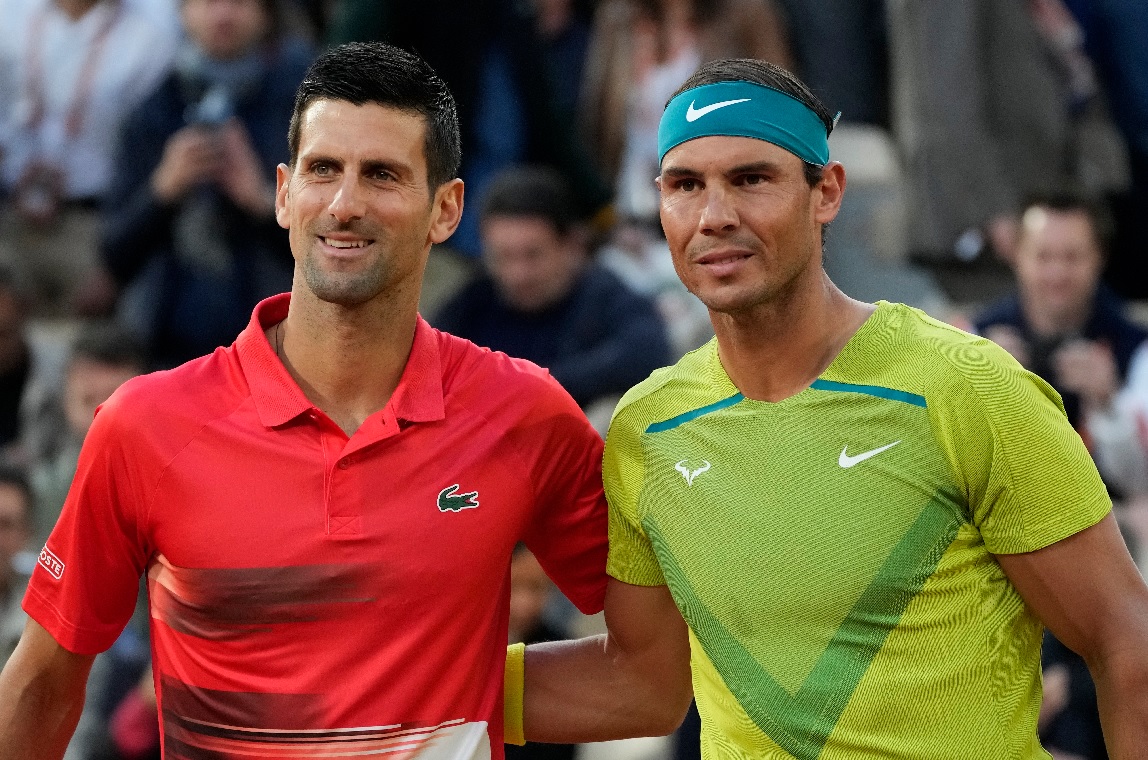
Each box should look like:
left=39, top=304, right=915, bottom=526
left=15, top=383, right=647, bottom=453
left=275, top=99, right=446, bottom=308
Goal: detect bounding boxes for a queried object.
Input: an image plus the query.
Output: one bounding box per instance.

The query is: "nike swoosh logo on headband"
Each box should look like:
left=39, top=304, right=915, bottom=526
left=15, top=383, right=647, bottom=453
left=685, top=98, right=752, bottom=122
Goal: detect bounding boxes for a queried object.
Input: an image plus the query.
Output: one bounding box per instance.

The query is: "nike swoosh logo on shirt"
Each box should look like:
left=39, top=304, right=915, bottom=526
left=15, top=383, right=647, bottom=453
left=685, top=98, right=752, bottom=122
left=838, top=440, right=901, bottom=468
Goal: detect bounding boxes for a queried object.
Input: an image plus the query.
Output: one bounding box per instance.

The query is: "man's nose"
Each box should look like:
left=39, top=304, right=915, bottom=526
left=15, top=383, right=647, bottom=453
left=698, top=185, right=739, bottom=234
left=328, top=176, right=366, bottom=223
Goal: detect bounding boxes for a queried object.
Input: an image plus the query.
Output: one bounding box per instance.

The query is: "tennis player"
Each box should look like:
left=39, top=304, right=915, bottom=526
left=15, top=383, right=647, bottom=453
left=0, top=42, right=609, bottom=760
left=508, top=58, right=1148, bottom=759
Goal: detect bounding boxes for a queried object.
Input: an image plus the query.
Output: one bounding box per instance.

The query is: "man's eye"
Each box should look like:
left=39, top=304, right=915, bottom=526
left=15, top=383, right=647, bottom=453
left=678, top=179, right=698, bottom=192
left=313, top=163, right=331, bottom=175
left=742, top=174, right=765, bottom=185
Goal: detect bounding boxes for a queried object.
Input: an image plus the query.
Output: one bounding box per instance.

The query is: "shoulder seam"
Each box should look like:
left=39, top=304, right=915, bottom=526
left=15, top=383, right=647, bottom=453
left=140, top=393, right=252, bottom=550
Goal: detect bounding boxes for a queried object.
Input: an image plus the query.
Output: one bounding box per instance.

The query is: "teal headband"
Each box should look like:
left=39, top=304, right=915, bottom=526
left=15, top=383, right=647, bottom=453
left=658, top=80, right=831, bottom=166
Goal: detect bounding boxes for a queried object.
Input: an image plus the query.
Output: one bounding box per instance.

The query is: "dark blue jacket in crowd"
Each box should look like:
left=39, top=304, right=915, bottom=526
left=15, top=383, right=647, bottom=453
left=974, top=285, right=1148, bottom=427
left=433, top=264, right=672, bottom=408
left=101, top=39, right=313, bottom=369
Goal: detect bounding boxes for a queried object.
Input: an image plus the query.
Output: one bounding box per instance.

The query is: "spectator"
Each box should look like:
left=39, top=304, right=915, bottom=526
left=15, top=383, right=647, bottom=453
left=326, top=0, right=611, bottom=257
left=975, top=193, right=1145, bottom=760
left=1089, top=343, right=1148, bottom=500
left=1085, top=344, right=1148, bottom=577
left=0, top=0, right=176, bottom=316
left=530, top=0, right=593, bottom=117
left=28, top=322, right=145, bottom=544
left=433, top=166, right=672, bottom=428
left=974, top=193, right=1145, bottom=432
left=1065, top=0, right=1148, bottom=298
left=0, top=275, right=32, bottom=454
left=0, top=267, right=95, bottom=469
left=771, top=0, right=888, bottom=128
left=580, top=0, right=792, bottom=223
left=102, top=0, right=313, bottom=368
left=0, top=465, right=32, bottom=669
left=887, top=0, right=1127, bottom=265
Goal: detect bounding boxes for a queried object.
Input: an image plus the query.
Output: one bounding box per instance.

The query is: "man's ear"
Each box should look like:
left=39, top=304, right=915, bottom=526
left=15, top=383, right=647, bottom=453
left=813, top=161, right=846, bottom=226
left=274, top=163, right=291, bottom=230
left=429, top=178, right=465, bottom=245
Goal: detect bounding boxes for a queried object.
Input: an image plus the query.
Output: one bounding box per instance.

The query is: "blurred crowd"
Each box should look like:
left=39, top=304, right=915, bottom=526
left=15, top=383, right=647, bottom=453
left=0, top=0, right=1145, bottom=759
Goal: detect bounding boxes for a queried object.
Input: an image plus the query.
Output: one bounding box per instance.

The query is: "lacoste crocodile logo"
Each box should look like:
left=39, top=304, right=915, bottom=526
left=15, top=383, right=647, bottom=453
left=437, top=484, right=480, bottom=512
left=675, top=460, right=711, bottom=486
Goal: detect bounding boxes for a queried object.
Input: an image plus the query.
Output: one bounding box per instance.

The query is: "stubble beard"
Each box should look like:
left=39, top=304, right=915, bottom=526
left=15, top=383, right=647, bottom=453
left=688, top=246, right=816, bottom=320
left=300, top=255, right=390, bottom=307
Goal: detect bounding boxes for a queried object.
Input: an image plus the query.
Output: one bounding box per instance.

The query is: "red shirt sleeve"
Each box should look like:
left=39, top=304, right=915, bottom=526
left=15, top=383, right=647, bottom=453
left=23, top=391, right=154, bottom=655
left=516, top=378, right=610, bottom=615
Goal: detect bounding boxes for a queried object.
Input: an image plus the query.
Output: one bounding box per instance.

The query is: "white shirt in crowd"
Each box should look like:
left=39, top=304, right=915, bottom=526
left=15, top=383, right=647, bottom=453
left=0, top=0, right=177, bottom=200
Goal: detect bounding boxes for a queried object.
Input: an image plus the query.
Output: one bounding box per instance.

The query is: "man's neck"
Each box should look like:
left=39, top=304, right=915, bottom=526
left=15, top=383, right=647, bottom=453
left=276, top=287, right=421, bottom=437
left=712, top=270, right=875, bottom=403
left=55, top=0, right=101, bottom=21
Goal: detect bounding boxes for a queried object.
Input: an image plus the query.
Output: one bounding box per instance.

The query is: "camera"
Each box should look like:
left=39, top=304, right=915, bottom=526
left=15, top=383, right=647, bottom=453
left=185, top=85, right=235, bottom=128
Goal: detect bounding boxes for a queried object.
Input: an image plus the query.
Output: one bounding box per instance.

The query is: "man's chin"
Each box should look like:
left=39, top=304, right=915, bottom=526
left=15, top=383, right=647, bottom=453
left=301, top=267, right=387, bottom=308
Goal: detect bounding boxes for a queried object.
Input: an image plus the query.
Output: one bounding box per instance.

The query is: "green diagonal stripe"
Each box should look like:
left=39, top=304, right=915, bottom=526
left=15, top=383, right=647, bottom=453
left=645, top=492, right=963, bottom=759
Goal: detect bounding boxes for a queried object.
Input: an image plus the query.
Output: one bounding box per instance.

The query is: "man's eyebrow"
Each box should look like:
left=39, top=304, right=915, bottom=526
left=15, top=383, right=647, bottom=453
left=726, top=161, right=783, bottom=175
left=297, top=155, right=415, bottom=178
left=661, top=160, right=784, bottom=179
left=300, top=152, right=342, bottom=167
left=361, top=159, right=413, bottom=177
left=661, top=166, right=701, bottom=179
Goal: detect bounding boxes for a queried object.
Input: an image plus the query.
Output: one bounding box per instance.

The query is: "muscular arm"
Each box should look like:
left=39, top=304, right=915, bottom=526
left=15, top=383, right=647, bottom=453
left=0, top=619, right=95, bottom=760
left=522, top=578, right=693, bottom=743
left=995, top=514, right=1148, bottom=758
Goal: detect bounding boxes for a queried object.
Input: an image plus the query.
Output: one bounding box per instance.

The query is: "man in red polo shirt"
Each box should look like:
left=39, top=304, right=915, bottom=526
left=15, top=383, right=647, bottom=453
left=0, top=42, right=609, bottom=759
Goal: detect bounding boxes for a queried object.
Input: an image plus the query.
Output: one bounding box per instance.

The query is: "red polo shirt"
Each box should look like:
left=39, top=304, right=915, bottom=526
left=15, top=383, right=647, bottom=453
left=25, top=294, right=608, bottom=759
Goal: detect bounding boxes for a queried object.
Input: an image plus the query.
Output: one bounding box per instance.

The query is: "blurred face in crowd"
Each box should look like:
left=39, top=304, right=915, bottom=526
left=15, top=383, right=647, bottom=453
left=0, top=483, right=30, bottom=582
left=276, top=100, right=463, bottom=308
left=1014, top=207, right=1104, bottom=327
left=182, top=0, right=269, bottom=61
left=508, top=548, right=552, bottom=642
left=64, top=359, right=141, bottom=440
left=482, top=215, right=585, bottom=313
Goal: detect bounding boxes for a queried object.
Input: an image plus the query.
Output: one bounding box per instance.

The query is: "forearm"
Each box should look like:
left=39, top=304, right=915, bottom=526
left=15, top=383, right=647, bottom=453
left=0, top=662, right=87, bottom=760
left=1091, top=644, right=1148, bottom=759
left=523, top=634, right=691, bottom=743
left=0, top=622, right=94, bottom=760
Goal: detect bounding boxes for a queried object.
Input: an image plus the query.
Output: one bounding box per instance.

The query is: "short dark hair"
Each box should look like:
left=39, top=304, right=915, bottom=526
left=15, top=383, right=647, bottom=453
left=70, top=322, right=146, bottom=372
left=480, top=165, right=578, bottom=237
left=1020, top=191, right=1115, bottom=254
left=287, top=42, right=461, bottom=189
left=671, top=59, right=835, bottom=187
